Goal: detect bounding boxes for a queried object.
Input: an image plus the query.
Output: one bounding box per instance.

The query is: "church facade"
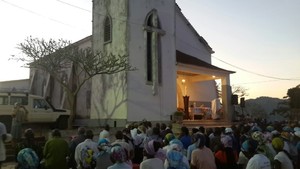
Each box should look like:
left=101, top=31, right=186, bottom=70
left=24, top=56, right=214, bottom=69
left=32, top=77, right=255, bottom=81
left=28, top=0, right=235, bottom=127
left=90, top=0, right=234, bottom=127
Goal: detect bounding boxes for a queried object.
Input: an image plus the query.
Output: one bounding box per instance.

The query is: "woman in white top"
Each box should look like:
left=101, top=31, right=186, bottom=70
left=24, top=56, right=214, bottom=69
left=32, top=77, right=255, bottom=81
left=272, top=137, right=294, bottom=169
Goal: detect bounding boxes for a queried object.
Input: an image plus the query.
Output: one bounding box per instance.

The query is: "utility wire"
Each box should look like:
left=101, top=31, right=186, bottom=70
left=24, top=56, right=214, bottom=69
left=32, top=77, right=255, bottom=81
left=212, top=56, right=300, bottom=81
left=4, top=0, right=300, bottom=82
left=1, top=0, right=89, bottom=32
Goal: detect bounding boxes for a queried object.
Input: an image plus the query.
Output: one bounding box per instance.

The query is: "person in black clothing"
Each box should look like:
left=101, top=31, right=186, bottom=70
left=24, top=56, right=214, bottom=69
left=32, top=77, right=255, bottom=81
left=68, top=127, right=86, bottom=169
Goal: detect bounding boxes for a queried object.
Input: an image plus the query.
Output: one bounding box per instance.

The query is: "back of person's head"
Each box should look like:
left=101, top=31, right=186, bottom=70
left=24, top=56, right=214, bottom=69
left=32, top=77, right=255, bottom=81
left=51, top=129, right=61, bottom=137
left=161, top=123, right=167, bottom=130
left=104, top=124, right=110, bottom=131
left=24, top=128, right=34, bottom=139
left=110, top=144, right=127, bottom=163
left=197, top=133, right=206, bottom=148
left=181, top=126, right=189, bottom=136
left=272, top=137, right=284, bottom=151
left=152, top=126, right=160, bottom=135
left=214, top=127, right=221, bottom=136
left=199, top=126, right=205, bottom=134
left=115, top=130, right=123, bottom=140
left=191, top=128, right=199, bottom=134
left=78, top=127, right=86, bottom=135
left=85, top=129, right=94, bottom=139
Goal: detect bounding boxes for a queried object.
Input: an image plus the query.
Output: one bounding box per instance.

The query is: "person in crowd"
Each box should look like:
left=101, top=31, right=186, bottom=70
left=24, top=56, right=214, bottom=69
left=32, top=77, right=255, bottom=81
left=187, top=132, right=200, bottom=163
left=160, top=123, right=173, bottom=139
left=43, top=129, right=69, bottom=169
left=75, top=129, right=99, bottom=169
left=99, top=124, right=110, bottom=142
left=11, top=102, right=28, bottom=146
left=164, top=139, right=189, bottom=169
left=272, top=137, right=294, bottom=169
left=0, top=122, right=12, bottom=168
left=190, top=133, right=216, bottom=169
left=209, top=127, right=222, bottom=152
left=251, top=131, right=276, bottom=167
left=237, top=139, right=258, bottom=169
left=148, top=126, right=163, bottom=144
left=280, top=131, right=298, bottom=166
left=294, top=130, right=300, bottom=168
left=69, top=127, right=86, bottom=169
left=215, top=135, right=238, bottom=169
left=132, top=125, right=148, bottom=164
left=163, top=133, right=176, bottom=151
left=111, top=130, right=133, bottom=166
left=96, top=138, right=113, bottom=169
left=107, top=144, right=131, bottom=169
left=245, top=139, right=271, bottom=169
left=140, top=140, right=164, bottom=169
left=16, top=145, right=40, bottom=169
left=199, top=126, right=210, bottom=148
left=15, top=128, right=42, bottom=169
left=178, top=126, right=192, bottom=155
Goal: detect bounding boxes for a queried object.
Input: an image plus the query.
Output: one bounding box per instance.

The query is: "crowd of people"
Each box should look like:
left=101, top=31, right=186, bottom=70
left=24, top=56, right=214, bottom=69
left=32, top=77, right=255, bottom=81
left=0, top=119, right=300, bottom=169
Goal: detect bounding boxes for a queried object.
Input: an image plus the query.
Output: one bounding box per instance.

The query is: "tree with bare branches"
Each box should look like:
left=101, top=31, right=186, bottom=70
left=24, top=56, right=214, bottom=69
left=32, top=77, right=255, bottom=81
left=12, top=36, right=135, bottom=128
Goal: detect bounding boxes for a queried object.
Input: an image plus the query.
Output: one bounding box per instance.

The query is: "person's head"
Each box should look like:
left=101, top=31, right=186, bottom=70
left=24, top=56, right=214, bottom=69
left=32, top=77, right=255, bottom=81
left=221, top=135, right=233, bottom=148
left=191, top=128, right=199, bottom=134
left=196, top=133, right=206, bottom=148
left=143, top=140, right=161, bottom=158
left=14, top=102, right=21, bottom=108
left=181, top=126, right=189, bottom=136
left=51, top=129, right=61, bottom=138
left=241, top=139, right=258, bottom=159
left=161, top=123, right=167, bottom=130
left=85, top=129, right=94, bottom=139
left=115, top=130, right=123, bottom=140
left=152, top=126, right=160, bottom=136
left=164, top=133, right=175, bottom=145
left=272, top=137, right=284, bottom=152
left=24, top=128, right=34, bottom=139
left=199, top=126, right=205, bottom=134
left=98, top=138, right=110, bottom=152
left=77, top=127, right=86, bottom=135
left=104, top=124, right=110, bottom=131
left=110, top=144, right=127, bottom=163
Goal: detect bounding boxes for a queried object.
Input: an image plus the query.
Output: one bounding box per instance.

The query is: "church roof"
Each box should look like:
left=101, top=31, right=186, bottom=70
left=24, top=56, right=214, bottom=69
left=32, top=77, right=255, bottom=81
left=176, top=50, right=235, bottom=74
left=175, top=4, right=214, bottom=54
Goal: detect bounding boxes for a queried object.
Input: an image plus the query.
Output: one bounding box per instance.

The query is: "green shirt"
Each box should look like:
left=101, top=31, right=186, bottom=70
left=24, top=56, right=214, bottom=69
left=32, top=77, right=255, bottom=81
left=43, top=137, right=69, bottom=169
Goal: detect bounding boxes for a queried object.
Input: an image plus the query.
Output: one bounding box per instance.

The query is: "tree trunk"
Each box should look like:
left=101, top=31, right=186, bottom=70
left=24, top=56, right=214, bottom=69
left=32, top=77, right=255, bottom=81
left=67, top=94, right=77, bottom=129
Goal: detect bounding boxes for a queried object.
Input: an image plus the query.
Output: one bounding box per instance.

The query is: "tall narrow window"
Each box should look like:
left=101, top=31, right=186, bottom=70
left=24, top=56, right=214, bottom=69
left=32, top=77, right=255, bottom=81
left=104, top=15, right=112, bottom=43
left=144, top=10, right=165, bottom=94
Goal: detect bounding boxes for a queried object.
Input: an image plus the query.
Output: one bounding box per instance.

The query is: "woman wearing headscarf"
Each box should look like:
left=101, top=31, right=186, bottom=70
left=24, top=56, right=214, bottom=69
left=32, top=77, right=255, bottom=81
left=107, top=144, right=131, bottom=169
left=96, top=138, right=113, bottom=169
left=164, top=139, right=189, bottom=169
left=272, top=137, right=294, bottom=169
left=139, top=140, right=164, bottom=169
left=214, top=135, right=238, bottom=169
left=237, top=139, right=258, bottom=169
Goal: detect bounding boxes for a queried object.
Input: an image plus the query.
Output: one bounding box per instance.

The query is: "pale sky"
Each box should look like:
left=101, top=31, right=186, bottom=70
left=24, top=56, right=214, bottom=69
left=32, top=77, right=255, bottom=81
left=0, top=0, right=299, bottom=99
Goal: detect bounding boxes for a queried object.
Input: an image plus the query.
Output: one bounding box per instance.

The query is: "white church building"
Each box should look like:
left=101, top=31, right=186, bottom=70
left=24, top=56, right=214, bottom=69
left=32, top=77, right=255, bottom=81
left=89, top=0, right=234, bottom=127
left=28, top=0, right=235, bottom=127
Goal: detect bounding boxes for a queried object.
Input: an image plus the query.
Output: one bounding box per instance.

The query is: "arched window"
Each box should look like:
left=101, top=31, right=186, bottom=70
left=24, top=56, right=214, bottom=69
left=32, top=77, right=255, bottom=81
left=144, top=10, right=165, bottom=94
left=104, top=15, right=112, bottom=43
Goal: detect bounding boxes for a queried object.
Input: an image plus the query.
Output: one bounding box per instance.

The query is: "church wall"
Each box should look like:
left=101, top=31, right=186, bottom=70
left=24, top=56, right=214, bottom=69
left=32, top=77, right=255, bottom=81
left=126, top=0, right=177, bottom=122
left=175, top=9, right=212, bottom=63
left=91, top=0, right=129, bottom=124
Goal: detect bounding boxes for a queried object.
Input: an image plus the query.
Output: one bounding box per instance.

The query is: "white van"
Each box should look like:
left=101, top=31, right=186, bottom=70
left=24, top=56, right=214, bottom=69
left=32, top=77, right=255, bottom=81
left=0, top=92, right=70, bottom=130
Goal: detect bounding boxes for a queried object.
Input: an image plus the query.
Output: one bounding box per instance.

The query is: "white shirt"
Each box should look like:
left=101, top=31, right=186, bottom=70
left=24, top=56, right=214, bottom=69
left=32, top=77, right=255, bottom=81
left=140, top=158, right=164, bottom=169
left=274, top=151, right=294, bottom=169
left=74, top=139, right=99, bottom=168
left=246, top=154, right=271, bottom=169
